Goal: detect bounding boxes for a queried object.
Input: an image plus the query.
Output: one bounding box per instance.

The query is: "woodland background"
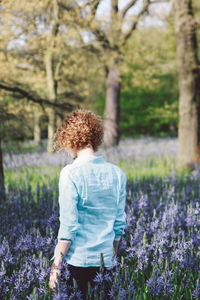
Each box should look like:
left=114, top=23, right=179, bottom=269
left=0, top=0, right=200, bottom=163
left=0, top=1, right=181, bottom=140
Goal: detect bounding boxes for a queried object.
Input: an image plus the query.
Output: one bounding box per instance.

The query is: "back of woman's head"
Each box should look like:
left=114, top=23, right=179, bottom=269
left=53, top=109, right=104, bottom=152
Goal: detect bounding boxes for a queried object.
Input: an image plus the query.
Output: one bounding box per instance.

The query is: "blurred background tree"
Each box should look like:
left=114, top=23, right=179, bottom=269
left=96, top=24, right=178, bottom=138
left=0, top=0, right=102, bottom=150
left=172, top=0, right=200, bottom=168
left=59, top=0, right=163, bottom=146
left=0, top=0, right=200, bottom=169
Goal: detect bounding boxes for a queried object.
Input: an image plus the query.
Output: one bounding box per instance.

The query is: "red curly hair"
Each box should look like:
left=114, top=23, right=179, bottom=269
left=53, top=109, right=104, bottom=152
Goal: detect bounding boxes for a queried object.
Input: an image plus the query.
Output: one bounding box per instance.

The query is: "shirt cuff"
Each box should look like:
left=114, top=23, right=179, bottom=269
left=57, top=230, right=76, bottom=242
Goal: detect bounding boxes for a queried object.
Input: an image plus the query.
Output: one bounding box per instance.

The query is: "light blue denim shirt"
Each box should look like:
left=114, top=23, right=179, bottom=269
left=51, top=155, right=127, bottom=267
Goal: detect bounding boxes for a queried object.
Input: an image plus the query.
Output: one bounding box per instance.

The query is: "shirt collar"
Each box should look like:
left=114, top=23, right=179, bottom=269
left=73, top=155, right=104, bottom=164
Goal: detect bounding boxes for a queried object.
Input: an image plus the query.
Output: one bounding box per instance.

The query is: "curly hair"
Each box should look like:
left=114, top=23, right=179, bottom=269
left=53, top=109, right=104, bottom=152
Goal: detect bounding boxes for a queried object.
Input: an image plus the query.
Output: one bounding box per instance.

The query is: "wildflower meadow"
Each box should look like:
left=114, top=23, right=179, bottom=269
left=1, top=138, right=200, bottom=299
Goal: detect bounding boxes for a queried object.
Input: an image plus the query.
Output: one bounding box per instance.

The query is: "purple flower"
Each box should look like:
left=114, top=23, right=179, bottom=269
left=104, top=271, right=111, bottom=282
left=93, top=272, right=104, bottom=284
left=192, top=279, right=200, bottom=299
left=38, top=269, right=47, bottom=282
left=119, top=288, right=128, bottom=299
left=69, top=290, right=83, bottom=300
left=1, top=156, right=199, bottom=299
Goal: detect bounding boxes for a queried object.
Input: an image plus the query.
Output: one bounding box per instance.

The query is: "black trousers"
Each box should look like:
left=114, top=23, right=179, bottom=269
left=64, top=264, right=112, bottom=300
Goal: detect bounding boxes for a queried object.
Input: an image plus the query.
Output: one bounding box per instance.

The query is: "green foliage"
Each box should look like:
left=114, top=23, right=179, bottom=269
left=120, top=26, right=178, bottom=138
left=2, top=140, right=47, bottom=154
left=95, top=25, right=179, bottom=138
left=4, top=154, right=192, bottom=192
left=120, top=73, right=178, bottom=137
left=118, top=154, right=188, bottom=182
left=95, top=89, right=105, bottom=117
left=5, top=165, right=60, bottom=191
left=1, top=2, right=200, bottom=142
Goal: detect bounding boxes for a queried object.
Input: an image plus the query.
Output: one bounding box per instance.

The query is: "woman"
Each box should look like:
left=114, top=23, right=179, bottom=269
left=49, top=109, right=127, bottom=299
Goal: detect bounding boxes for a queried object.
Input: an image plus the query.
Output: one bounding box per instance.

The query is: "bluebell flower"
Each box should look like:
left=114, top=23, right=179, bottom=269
left=53, top=292, right=68, bottom=300
left=138, top=194, right=148, bottom=210
left=38, top=269, right=47, bottom=282
left=192, top=279, right=200, bottom=299
left=119, top=287, right=128, bottom=299
left=129, top=281, right=135, bottom=294
left=26, top=295, right=33, bottom=300
left=93, top=272, right=104, bottom=284
left=146, top=276, right=161, bottom=296
left=108, top=288, right=115, bottom=299
left=104, top=271, right=112, bottom=282
left=69, top=290, right=83, bottom=300
left=62, top=268, right=70, bottom=281
left=0, top=167, right=199, bottom=299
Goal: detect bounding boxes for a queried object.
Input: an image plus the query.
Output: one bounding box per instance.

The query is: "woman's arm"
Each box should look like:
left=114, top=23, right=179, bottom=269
left=113, top=239, right=120, bottom=254
left=53, top=240, right=71, bottom=267
left=49, top=240, right=71, bottom=291
left=57, top=168, right=80, bottom=241
left=49, top=168, right=79, bottom=291
left=52, top=169, right=79, bottom=265
left=113, top=172, right=127, bottom=241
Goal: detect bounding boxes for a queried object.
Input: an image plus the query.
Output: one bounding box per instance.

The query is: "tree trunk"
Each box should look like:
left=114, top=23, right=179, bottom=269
left=47, top=107, right=56, bottom=152
left=173, top=0, right=200, bottom=168
left=0, top=134, right=5, bottom=201
left=34, top=107, right=41, bottom=146
left=103, top=64, right=120, bottom=147
left=46, top=0, right=59, bottom=153
left=46, top=44, right=57, bottom=153
left=56, top=114, right=62, bottom=128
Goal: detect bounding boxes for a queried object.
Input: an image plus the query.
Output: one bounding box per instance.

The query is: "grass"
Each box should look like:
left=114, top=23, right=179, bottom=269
left=4, top=154, right=192, bottom=192
left=5, top=165, right=61, bottom=190
left=118, top=154, right=189, bottom=182
left=2, top=140, right=47, bottom=155
left=2, top=141, right=199, bottom=299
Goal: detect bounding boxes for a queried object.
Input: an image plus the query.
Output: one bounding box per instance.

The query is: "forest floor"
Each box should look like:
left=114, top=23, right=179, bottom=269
left=1, top=136, right=199, bottom=300
left=3, top=136, right=182, bottom=187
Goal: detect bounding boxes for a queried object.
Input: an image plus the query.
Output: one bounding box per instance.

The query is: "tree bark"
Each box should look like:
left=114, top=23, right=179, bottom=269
left=103, top=63, right=120, bottom=147
left=46, top=0, right=59, bottom=153
left=101, top=0, right=150, bottom=147
left=34, top=107, right=41, bottom=146
left=47, top=107, right=56, bottom=152
left=56, top=114, right=62, bottom=128
left=173, top=0, right=200, bottom=168
left=46, top=47, right=57, bottom=153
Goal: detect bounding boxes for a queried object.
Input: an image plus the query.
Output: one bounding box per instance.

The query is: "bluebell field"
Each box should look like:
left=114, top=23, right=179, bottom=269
left=1, top=138, right=200, bottom=299
left=0, top=175, right=199, bottom=299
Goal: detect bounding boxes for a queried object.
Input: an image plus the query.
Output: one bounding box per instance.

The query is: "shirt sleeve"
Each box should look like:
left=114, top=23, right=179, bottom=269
left=57, top=168, right=80, bottom=242
left=113, top=171, right=127, bottom=241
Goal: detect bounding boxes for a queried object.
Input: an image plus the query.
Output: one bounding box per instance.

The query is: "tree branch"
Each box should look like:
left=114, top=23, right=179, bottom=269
left=59, top=0, right=109, bottom=48
left=112, top=0, right=118, bottom=14
left=90, top=0, right=101, bottom=17
left=92, top=27, right=111, bottom=48
left=150, top=0, right=168, bottom=3
left=58, top=0, right=78, bottom=12
left=121, top=0, right=137, bottom=19
left=0, top=82, right=74, bottom=110
left=122, top=0, right=150, bottom=45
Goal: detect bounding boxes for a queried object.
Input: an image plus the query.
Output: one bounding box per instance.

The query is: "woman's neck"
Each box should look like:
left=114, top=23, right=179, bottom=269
left=77, top=147, right=95, bottom=158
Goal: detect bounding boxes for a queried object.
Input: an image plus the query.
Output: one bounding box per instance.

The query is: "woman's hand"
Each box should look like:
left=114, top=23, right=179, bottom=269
left=49, top=240, right=71, bottom=291
left=49, top=268, right=61, bottom=292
